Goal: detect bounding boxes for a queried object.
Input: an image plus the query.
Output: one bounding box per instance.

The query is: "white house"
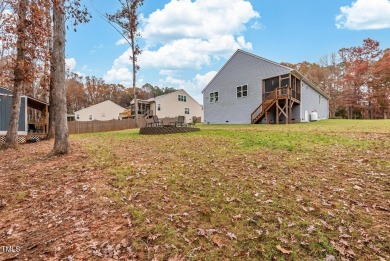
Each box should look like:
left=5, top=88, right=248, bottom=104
left=131, top=89, right=204, bottom=123
left=202, top=49, right=330, bottom=124
left=74, top=100, right=125, bottom=121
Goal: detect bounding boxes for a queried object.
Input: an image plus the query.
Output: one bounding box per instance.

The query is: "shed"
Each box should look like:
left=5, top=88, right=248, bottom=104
left=0, top=87, right=49, bottom=144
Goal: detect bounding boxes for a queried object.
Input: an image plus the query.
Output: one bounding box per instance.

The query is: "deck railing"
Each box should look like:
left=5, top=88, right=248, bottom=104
left=251, top=86, right=301, bottom=123
left=251, top=88, right=279, bottom=123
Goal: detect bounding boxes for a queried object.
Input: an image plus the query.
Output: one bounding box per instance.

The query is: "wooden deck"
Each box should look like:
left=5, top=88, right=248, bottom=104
left=251, top=86, right=301, bottom=124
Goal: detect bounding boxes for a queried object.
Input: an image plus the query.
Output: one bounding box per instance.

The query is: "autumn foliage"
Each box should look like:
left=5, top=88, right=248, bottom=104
left=283, top=38, right=390, bottom=119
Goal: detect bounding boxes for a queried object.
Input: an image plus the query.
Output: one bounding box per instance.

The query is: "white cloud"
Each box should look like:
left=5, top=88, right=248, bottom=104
left=251, top=21, right=264, bottom=30
left=336, top=0, right=390, bottom=30
left=140, top=35, right=252, bottom=70
left=65, top=58, right=77, bottom=72
left=159, top=69, right=177, bottom=76
left=143, top=0, right=260, bottom=42
left=116, top=38, right=129, bottom=46
left=65, top=58, right=84, bottom=77
left=104, top=67, right=132, bottom=85
left=104, top=0, right=260, bottom=83
left=103, top=48, right=133, bottom=85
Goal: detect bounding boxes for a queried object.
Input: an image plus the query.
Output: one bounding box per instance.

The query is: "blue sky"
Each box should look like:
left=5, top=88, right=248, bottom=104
left=65, top=0, right=390, bottom=103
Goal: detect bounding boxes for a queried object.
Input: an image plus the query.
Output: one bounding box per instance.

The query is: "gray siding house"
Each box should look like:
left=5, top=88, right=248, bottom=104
left=202, top=50, right=330, bottom=124
left=0, top=87, right=27, bottom=136
left=1, top=87, right=49, bottom=144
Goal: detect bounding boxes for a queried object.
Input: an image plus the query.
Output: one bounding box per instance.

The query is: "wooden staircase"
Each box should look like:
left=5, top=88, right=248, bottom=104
left=251, top=87, right=299, bottom=124
left=251, top=88, right=279, bottom=124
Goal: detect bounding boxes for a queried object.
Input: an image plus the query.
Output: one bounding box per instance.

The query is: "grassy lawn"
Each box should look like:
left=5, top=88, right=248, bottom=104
left=1, top=119, right=389, bottom=260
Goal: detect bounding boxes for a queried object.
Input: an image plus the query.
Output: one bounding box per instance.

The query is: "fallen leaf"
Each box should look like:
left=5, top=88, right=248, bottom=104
left=212, top=235, right=225, bottom=248
left=307, top=225, right=316, bottom=233
left=276, top=245, right=291, bottom=254
left=226, top=232, right=237, bottom=240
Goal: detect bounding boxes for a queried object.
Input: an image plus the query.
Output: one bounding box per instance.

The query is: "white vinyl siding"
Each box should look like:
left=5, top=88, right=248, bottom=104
left=203, top=50, right=329, bottom=124
left=153, top=89, right=204, bottom=123
left=74, top=100, right=125, bottom=121
left=209, top=92, right=219, bottom=103
left=300, top=82, right=329, bottom=121
left=203, top=50, right=291, bottom=124
left=237, top=85, right=248, bottom=98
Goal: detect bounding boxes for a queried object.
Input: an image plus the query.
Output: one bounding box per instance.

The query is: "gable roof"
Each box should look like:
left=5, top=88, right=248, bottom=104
left=74, top=100, right=125, bottom=114
left=202, top=49, right=330, bottom=99
left=0, top=86, right=49, bottom=110
left=0, top=86, right=14, bottom=95
left=143, top=89, right=202, bottom=106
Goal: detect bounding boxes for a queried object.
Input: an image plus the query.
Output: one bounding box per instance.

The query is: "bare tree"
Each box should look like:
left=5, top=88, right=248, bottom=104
left=106, top=0, right=144, bottom=127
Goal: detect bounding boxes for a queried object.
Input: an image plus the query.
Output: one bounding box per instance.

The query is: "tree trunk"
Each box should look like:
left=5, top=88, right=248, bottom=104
left=48, top=23, right=55, bottom=139
left=1, top=0, right=28, bottom=150
left=131, top=33, right=138, bottom=128
left=48, top=59, right=55, bottom=139
left=50, top=0, right=69, bottom=155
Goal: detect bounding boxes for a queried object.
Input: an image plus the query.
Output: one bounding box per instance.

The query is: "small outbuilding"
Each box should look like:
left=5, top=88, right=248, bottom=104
left=0, top=86, right=49, bottom=144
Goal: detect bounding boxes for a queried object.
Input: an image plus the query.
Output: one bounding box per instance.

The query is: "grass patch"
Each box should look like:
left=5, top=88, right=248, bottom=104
left=77, top=119, right=390, bottom=260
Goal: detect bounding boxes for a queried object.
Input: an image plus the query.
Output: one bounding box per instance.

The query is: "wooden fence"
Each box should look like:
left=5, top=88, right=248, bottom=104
left=68, top=119, right=145, bottom=134
left=68, top=116, right=202, bottom=135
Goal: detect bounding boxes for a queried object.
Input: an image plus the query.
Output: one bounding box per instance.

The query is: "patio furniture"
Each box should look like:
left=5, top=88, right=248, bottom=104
left=152, top=115, right=163, bottom=127
left=145, top=117, right=155, bottom=127
left=175, top=116, right=187, bottom=127
left=187, top=116, right=198, bottom=128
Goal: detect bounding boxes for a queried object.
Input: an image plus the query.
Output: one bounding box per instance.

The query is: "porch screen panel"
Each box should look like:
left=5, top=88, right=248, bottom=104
left=281, top=78, right=290, bottom=87
left=264, top=77, right=279, bottom=99
left=296, top=79, right=301, bottom=101
left=0, top=95, right=12, bottom=131
left=18, top=97, right=26, bottom=131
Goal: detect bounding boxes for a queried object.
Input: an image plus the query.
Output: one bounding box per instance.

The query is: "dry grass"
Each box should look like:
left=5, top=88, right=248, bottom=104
left=0, top=119, right=389, bottom=260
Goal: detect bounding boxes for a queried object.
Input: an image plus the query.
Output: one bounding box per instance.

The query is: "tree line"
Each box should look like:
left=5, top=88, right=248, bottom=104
left=282, top=38, right=390, bottom=119
left=0, top=0, right=144, bottom=155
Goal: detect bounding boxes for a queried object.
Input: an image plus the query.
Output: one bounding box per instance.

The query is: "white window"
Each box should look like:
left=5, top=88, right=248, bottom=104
left=237, top=85, right=248, bottom=98
left=89, top=114, right=93, bottom=120
left=185, top=108, right=189, bottom=114
left=178, top=95, right=187, bottom=102
left=76, top=114, right=79, bottom=120
left=157, top=104, right=161, bottom=111
left=210, top=92, right=219, bottom=103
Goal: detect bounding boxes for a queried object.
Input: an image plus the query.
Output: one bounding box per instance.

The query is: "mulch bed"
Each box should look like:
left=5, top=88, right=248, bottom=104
left=139, top=126, right=200, bottom=135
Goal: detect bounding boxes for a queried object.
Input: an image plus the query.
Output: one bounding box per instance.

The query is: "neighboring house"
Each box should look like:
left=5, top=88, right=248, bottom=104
left=202, top=49, right=330, bottom=124
left=0, top=86, right=49, bottom=144
left=74, top=100, right=125, bottom=121
left=129, top=89, right=204, bottom=123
